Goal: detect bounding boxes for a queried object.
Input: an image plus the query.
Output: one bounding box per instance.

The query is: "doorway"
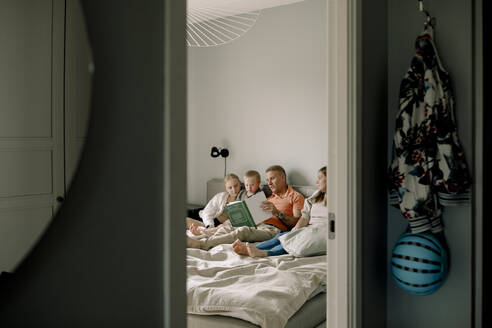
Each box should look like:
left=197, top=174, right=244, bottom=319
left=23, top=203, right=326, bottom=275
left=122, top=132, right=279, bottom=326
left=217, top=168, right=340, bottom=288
left=185, top=0, right=356, bottom=327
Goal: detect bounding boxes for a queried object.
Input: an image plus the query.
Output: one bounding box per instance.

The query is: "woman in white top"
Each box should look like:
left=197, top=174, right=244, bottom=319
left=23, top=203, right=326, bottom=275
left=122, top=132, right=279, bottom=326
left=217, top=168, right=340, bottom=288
left=186, top=173, right=241, bottom=229
left=232, top=167, right=327, bottom=257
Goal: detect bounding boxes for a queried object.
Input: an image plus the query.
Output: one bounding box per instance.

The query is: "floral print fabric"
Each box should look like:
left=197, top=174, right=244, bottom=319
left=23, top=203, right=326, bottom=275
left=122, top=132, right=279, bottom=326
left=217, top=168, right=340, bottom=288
left=388, top=27, right=471, bottom=234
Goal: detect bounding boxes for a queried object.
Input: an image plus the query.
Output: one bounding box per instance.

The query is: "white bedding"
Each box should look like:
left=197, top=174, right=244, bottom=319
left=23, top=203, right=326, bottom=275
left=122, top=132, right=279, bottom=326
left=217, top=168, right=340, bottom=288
left=279, top=224, right=328, bottom=257
left=187, top=244, right=327, bottom=328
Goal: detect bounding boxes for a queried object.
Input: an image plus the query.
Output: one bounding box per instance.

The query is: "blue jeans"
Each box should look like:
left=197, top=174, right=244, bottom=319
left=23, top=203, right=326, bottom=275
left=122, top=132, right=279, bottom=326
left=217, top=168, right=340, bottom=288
left=256, top=232, right=289, bottom=256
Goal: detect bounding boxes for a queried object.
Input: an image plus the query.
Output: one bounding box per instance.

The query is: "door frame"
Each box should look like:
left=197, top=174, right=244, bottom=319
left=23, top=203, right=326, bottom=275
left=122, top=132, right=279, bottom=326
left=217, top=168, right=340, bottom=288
left=473, top=0, right=483, bottom=326
left=163, top=0, right=187, bottom=326
left=168, top=0, right=364, bottom=326
left=326, top=0, right=360, bottom=327
left=169, top=0, right=362, bottom=326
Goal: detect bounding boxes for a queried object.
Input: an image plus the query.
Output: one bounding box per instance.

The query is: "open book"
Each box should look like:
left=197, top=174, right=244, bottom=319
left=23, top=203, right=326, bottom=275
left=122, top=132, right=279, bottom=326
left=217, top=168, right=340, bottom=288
left=224, top=191, right=272, bottom=228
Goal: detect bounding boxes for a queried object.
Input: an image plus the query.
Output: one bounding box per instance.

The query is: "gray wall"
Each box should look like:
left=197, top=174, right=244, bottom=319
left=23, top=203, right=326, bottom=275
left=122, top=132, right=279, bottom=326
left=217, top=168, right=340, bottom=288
left=0, top=1, right=186, bottom=326
left=360, top=0, right=388, bottom=327
left=387, top=1, right=474, bottom=327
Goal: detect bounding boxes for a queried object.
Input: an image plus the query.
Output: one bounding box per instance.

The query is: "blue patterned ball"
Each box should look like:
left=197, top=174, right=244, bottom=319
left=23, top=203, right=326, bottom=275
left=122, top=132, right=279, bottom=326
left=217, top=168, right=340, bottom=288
left=391, top=232, right=448, bottom=296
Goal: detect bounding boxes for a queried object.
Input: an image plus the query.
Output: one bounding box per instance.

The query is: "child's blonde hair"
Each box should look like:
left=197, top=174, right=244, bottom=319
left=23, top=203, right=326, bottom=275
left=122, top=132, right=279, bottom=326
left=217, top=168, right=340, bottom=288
left=244, top=170, right=261, bottom=182
left=224, top=173, right=240, bottom=185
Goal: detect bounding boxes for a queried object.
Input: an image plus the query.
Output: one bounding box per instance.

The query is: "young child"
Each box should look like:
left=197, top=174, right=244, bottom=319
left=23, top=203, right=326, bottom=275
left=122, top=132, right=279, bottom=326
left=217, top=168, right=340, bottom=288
left=189, top=170, right=262, bottom=236
left=186, top=173, right=241, bottom=230
left=237, top=170, right=262, bottom=200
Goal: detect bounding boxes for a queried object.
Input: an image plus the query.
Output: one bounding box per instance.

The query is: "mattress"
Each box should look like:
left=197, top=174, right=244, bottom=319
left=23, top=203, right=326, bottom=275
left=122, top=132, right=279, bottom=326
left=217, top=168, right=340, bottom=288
left=188, top=292, right=326, bottom=328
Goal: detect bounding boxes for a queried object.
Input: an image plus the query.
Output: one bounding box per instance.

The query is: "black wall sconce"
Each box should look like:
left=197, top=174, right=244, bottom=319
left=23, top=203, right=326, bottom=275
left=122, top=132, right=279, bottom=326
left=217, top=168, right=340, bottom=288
left=210, top=146, right=229, bottom=176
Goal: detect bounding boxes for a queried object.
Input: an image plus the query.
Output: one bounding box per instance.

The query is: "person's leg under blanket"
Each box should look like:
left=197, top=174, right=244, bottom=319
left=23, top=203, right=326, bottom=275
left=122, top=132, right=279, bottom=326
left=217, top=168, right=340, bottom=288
left=199, top=224, right=281, bottom=250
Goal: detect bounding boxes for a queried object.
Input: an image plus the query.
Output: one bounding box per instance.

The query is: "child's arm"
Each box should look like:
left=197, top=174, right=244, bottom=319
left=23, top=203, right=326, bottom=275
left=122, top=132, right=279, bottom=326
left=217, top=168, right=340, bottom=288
left=291, top=197, right=312, bottom=231
left=216, top=211, right=229, bottom=224
left=200, top=192, right=227, bottom=228
left=291, top=217, right=309, bottom=231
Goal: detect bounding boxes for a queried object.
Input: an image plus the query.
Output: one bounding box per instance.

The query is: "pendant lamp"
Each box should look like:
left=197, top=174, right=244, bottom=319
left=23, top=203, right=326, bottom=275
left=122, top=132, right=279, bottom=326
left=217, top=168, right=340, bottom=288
left=186, top=0, right=261, bottom=47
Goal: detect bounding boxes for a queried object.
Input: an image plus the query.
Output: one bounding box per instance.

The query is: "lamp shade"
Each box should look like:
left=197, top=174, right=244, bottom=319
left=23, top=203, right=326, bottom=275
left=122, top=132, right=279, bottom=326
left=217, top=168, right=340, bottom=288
left=186, top=0, right=308, bottom=47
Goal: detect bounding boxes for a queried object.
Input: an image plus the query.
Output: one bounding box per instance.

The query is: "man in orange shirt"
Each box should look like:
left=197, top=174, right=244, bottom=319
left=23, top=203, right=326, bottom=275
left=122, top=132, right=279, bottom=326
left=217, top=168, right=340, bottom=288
left=186, top=165, right=305, bottom=250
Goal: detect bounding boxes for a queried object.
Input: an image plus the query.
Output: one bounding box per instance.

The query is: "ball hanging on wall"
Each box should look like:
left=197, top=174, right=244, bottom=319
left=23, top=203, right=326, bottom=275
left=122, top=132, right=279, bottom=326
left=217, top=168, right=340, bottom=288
left=390, top=232, right=448, bottom=296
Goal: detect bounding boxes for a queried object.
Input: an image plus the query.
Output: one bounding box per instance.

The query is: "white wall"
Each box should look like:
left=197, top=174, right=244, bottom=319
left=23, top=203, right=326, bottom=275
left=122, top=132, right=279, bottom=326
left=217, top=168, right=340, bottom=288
left=187, top=0, right=327, bottom=204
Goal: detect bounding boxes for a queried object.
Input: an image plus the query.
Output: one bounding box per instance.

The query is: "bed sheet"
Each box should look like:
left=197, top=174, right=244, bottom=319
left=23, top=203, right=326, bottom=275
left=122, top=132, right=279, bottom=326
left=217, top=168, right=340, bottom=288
left=187, top=292, right=326, bottom=328
left=187, top=244, right=327, bottom=328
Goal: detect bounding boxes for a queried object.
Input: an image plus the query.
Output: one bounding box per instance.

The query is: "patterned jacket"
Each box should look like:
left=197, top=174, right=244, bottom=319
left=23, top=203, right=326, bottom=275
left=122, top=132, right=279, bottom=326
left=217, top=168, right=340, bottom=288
left=388, top=26, right=471, bottom=234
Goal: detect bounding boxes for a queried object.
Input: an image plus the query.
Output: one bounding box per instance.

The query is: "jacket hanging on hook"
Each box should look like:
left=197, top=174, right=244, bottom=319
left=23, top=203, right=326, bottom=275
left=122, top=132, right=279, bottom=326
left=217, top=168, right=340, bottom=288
left=388, top=26, right=471, bottom=234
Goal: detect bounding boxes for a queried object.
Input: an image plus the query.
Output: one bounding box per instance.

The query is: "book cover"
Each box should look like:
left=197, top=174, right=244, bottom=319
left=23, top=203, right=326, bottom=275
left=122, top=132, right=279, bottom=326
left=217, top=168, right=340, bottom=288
left=225, top=201, right=256, bottom=227
left=224, top=191, right=271, bottom=228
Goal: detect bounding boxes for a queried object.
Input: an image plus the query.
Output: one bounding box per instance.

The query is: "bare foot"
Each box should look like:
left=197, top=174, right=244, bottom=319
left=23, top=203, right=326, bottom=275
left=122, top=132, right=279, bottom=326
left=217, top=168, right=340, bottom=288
left=246, top=243, right=268, bottom=258
left=187, top=236, right=201, bottom=249
left=189, top=224, right=205, bottom=236
left=186, top=217, right=204, bottom=230
left=232, top=239, right=249, bottom=256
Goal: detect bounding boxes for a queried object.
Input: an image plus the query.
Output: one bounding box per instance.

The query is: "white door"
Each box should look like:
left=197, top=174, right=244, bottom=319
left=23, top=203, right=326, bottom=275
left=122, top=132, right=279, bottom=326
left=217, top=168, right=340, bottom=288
left=0, top=0, right=66, bottom=273
left=326, top=0, right=358, bottom=327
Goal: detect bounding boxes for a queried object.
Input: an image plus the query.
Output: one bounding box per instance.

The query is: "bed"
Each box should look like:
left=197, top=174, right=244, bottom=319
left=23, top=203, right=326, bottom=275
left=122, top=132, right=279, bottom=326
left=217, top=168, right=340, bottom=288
left=187, top=180, right=327, bottom=328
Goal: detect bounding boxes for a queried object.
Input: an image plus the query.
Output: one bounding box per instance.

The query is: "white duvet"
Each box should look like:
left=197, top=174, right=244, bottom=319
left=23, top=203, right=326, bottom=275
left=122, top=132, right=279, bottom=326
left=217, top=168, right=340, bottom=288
left=187, top=244, right=327, bottom=328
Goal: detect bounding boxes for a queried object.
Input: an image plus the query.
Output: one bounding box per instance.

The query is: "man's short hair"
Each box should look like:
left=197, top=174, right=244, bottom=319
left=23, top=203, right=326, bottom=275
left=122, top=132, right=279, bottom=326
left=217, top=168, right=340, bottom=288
left=265, top=165, right=286, bottom=178
left=244, top=170, right=261, bottom=182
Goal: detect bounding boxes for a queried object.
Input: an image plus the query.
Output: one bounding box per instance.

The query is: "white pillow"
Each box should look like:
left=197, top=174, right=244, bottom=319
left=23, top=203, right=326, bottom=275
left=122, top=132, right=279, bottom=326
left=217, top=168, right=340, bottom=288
left=278, top=224, right=327, bottom=257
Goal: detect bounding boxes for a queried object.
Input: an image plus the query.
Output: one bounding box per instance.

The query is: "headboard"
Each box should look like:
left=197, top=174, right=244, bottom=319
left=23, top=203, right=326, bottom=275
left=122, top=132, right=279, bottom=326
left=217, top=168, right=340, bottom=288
left=206, top=178, right=317, bottom=202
